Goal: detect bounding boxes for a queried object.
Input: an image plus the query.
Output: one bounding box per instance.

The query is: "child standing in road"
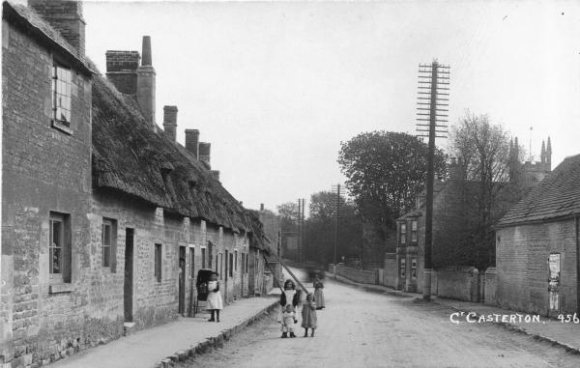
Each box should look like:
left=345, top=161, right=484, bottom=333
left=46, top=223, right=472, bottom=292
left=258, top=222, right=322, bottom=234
left=281, top=304, right=298, bottom=338
left=280, top=279, right=300, bottom=309
left=301, top=293, right=317, bottom=337
left=313, top=275, right=325, bottom=310
left=206, top=272, right=223, bottom=322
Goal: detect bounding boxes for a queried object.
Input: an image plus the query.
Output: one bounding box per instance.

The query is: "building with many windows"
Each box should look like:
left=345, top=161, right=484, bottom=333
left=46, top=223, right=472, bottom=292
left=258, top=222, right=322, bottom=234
left=1, top=1, right=271, bottom=367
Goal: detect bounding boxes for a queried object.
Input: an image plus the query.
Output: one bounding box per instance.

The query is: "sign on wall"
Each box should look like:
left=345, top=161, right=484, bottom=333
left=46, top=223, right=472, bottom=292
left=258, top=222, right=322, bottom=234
left=548, top=253, right=560, bottom=311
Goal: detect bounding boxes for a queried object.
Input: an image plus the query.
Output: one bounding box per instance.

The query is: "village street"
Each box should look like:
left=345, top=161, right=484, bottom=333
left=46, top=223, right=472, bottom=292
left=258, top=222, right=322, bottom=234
left=177, top=269, right=580, bottom=368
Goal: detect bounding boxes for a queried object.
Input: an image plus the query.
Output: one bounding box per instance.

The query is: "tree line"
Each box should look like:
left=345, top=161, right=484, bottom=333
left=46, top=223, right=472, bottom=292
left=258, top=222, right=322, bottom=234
left=278, top=112, right=528, bottom=271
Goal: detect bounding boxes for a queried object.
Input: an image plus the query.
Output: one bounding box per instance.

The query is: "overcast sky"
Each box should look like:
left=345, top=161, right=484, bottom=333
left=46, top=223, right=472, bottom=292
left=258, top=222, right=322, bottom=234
left=77, top=0, right=580, bottom=212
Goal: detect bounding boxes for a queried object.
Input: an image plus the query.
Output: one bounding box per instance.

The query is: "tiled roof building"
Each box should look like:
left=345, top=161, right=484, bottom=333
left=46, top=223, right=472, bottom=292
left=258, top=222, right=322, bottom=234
left=496, top=154, right=580, bottom=315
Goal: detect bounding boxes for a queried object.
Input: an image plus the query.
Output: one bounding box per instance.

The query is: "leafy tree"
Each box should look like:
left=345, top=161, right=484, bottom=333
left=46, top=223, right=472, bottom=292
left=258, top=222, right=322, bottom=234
left=338, top=131, right=446, bottom=258
left=303, top=191, right=362, bottom=266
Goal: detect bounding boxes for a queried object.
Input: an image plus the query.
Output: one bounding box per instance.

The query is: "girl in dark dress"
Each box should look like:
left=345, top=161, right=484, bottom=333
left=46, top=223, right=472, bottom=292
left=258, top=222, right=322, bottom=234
left=301, top=293, right=317, bottom=337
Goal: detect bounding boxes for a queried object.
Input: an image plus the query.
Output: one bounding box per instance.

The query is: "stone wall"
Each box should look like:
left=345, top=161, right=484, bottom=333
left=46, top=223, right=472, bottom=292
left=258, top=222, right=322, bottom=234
left=2, top=17, right=93, bottom=367
left=383, top=253, right=397, bottom=288
left=335, top=264, right=378, bottom=285
left=496, top=220, right=577, bottom=315
left=435, top=266, right=480, bottom=302
left=483, top=267, right=497, bottom=305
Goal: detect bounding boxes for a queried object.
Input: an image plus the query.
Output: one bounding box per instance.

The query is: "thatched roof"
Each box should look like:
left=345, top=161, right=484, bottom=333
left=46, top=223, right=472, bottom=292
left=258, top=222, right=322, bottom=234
left=92, top=72, right=268, bottom=241
left=6, top=0, right=269, bottom=248
left=245, top=210, right=271, bottom=253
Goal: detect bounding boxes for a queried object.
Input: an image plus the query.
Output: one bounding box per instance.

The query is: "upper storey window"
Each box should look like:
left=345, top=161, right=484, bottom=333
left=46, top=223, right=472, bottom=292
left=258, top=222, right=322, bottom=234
left=52, top=63, right=72, bottom=131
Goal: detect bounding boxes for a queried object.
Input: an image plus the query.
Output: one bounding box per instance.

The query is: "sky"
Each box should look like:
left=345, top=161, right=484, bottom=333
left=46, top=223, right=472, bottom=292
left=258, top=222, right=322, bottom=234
left=62, top=0, right=580, bottom=212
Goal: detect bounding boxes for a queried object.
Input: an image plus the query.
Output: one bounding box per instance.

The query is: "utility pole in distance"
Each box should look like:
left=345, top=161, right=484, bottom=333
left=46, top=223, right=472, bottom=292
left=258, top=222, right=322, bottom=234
left=416, top=60, right=449, bottom=301
left=301, top=198, right=305, bottom=264
left=297, top=198, right=301, bottom=264
left=331, top=184, right=341, bottom=276
left=296, top=198, right=305, bottom=264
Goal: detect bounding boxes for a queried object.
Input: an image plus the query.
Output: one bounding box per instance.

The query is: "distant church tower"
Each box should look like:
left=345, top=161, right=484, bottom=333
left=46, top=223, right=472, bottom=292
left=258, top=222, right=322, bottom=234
left=523, top=136, right=552, bottom=186
left=510, top=135, right=552, bottom=187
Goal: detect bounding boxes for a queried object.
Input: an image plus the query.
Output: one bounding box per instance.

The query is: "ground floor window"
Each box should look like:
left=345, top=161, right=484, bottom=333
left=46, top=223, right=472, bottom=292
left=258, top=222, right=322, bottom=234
left=49, top=212, right=71, bottom=283
left=102, top=218, right=117, bottom=271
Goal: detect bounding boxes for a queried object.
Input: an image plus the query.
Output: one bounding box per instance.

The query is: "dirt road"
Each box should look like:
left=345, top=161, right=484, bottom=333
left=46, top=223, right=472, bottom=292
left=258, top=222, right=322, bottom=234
left=177, top=274, right=580, bottom=368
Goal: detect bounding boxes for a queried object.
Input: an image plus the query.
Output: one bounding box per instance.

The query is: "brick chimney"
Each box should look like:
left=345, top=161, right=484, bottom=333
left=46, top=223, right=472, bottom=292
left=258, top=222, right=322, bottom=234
left=105, top=51, right=140, bottom=94
left=163, top=106, right=178, bottom=142
left=198, top=142, right=211, bottom=168
left=185, top=129, right=199, bottom=158
left=210, top=170, right=220, bottom=181
left=29, top=0, right=86, bottom=56
left=137, top=36, right=156, bottom=128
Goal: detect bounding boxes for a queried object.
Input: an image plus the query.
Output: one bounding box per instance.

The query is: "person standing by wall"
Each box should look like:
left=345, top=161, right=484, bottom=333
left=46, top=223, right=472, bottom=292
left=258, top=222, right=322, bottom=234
left=207, top=272, right=223, bottom=322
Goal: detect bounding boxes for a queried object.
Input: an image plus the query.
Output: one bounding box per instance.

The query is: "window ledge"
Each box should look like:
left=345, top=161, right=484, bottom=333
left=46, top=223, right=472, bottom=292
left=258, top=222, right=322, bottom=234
left=52, top=120, right=73, bottom=135
left=49, top=283, right=73, bottom=294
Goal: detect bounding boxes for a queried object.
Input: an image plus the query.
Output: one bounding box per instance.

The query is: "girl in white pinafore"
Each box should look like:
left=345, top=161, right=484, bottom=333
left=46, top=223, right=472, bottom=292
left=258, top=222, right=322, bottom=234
left=279, top=279, right=300, bottom=338
left=206, top=272, right=223, bottom=322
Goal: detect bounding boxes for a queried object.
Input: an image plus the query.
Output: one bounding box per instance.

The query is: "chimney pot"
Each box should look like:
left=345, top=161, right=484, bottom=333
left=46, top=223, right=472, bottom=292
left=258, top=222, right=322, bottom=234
left=185, top=129, right=200, bottom=158
left=105, top=50, right=140, bottom=94
left=29, top=0, right=86, bottom=56
left=210, top=170, right=220, bottom=182
left=260, top=203, right=264, bottom=211
left=136, top=36, right=156, bottom=128
left=198, top=142, right=211, bottom=169
left=141, top=36, right=152, bottom=66
left=163, top=106, right=178, bottom=142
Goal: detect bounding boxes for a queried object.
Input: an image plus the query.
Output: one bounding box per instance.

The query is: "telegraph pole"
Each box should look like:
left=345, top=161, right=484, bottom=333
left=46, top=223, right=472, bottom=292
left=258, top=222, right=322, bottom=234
left=334, top=184, right=341, bottom=267
left=301, top=198, right=305, bottom=263
left=297, top=198, right=301, bottom=263
left=297, top=198, right=305, bottom=264
left=416, top=60, right=449, bottom=301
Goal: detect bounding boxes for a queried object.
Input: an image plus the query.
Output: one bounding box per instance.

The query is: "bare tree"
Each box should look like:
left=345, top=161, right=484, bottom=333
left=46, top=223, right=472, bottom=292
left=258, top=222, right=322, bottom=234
left=442, top=112, right=522, bottom=269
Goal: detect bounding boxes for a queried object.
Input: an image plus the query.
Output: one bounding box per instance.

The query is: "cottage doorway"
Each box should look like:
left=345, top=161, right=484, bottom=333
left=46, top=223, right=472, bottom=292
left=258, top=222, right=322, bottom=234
left=178, top=246, right=186, bottom=315
left=224, top=250, right=229, bottom=302
left=124, top=228, right=134, bottom=322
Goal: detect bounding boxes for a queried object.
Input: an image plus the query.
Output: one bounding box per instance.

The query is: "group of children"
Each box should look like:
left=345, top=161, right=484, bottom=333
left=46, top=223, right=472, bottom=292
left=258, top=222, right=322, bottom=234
left=203, top=271, right=326, bottom=339
left=279, top=275, right=325, bottom=338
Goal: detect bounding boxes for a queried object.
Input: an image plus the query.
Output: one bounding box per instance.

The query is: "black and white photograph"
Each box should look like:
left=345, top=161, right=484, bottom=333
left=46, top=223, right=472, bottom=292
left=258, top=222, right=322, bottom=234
left=1, top=0, right=580, bottom=367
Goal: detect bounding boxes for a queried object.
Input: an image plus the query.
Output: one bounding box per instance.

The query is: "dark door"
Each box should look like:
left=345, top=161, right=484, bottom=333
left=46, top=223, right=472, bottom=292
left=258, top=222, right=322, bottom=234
left=178, top=246, right=186, bottom=315
left=225, top=250, right=229, bottom=302
left=124, top=228, right=134, bottom=322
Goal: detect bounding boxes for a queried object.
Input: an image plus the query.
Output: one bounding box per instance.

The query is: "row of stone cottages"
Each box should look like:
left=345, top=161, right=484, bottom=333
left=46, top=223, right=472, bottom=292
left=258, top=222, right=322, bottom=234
left=1, top=1, right=277, bottom=367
